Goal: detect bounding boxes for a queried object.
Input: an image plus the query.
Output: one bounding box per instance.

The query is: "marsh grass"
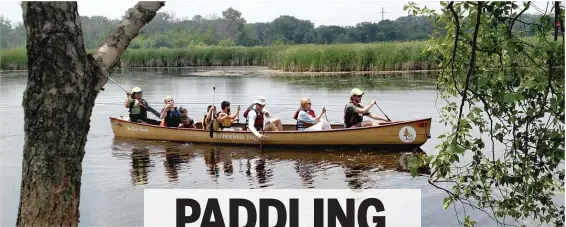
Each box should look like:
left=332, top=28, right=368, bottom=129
left=1, top=42, right=438, bottom=71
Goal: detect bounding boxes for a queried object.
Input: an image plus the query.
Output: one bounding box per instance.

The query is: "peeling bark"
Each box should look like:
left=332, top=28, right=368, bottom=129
left=17, top=1, right=164, bottom=226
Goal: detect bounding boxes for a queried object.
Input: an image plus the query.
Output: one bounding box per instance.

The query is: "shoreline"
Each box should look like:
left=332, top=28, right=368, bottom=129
left=1, top=66, right=441, bottom=76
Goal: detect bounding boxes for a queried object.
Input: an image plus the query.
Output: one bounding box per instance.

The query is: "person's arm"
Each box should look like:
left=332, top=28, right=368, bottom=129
left=353, top=100, right=376, bottom=114
left=247, top=111, right=262, bottom=138
left=124, top=94, right=131, bottom=108
left=368, top=113, right=390, bottom=122
left=298, top=111, right=318, bottom=124
left=160, top=107, right=168, bottom=120
left=218, top=112, right=229, bottom=122
left=315, top=108, right=327, bottom=122
left=229, top=108, right=240, bottom=120
left=205, top=107, right=216, bottom=125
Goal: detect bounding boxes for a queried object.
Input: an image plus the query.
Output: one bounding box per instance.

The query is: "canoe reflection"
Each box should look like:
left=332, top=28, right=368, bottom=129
left=112, top=138, right=428, bottom=188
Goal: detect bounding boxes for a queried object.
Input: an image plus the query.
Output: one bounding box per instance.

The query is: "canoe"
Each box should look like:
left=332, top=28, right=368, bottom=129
left=109, top=116, right=432, bottom=149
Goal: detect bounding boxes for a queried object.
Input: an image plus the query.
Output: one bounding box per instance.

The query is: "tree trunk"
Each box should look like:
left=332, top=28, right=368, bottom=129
left=17, top=2, right=164, bottom=226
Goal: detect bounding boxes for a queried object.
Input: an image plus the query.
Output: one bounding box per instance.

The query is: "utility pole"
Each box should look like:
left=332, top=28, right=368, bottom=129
left=378, top=6, right=387, bottom=20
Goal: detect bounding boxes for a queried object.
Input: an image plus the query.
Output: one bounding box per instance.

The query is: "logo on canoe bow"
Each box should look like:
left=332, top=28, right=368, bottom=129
left=126, top=126, right=150, bottom=132
left=399, top=126, right=416, bottom=143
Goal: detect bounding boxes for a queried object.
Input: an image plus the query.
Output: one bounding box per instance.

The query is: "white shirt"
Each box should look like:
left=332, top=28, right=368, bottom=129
left=246, top=107, right=264, bottom=137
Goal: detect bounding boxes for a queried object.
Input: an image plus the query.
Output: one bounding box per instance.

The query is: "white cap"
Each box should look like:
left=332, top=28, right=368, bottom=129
left=254, top=96, right=267, bottom=105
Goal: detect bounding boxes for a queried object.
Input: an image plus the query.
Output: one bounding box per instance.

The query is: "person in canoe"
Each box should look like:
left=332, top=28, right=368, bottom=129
left=243, top=96, right=283, bottom=139
left=216, top=101, right=242, bottom=131
left=293, top=97, right=332, bottom=131
left=178, top=107, right=196, bottom=128
left=124, top=87, right=160, bottom=125
left=159, top=96, right=184, bottom=127
left=202, top=105, right=220, bottom=130
left=343, top=88, right=391, bottom=128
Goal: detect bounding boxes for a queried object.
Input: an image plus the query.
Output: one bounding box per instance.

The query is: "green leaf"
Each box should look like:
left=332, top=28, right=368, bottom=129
left=503, top=93, right=515, bottom=103
left=443, top=196, right=453, bottom=210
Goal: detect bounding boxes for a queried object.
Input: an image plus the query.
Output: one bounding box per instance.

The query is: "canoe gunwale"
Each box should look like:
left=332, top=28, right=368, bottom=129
left=109, top=116, right=432, bottom=135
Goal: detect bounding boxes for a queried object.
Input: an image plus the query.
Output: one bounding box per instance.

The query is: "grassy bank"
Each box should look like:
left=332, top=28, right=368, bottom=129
left=1, top=42, right=438, bottom=71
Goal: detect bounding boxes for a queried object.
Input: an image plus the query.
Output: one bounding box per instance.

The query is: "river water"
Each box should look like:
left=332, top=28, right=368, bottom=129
left=0, top=67, right=558, bottom=226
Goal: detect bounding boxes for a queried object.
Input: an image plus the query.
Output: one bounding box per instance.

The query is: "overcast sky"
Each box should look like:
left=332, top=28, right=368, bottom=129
left=0, top=1, right=552, bottom=27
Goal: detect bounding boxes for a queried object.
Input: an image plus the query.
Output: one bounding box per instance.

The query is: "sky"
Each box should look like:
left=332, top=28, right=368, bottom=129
left=0, top=1, right=553, bottom=27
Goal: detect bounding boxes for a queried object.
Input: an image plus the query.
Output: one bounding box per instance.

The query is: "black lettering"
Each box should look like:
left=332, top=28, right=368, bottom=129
left=358, top=198, right=386, bottom=227
left=230, top=199, right=257, bottom=227
left=176, top=199, right=201, bottom=227
left=201, top=199, right=225, bottom=227
left=314, top=199, right=324, bottom=227
left=259, top=199, right=287, bottom=227
left=327, top=199, right=355, bottom=227
left=289, top=199, right=299, bottom=227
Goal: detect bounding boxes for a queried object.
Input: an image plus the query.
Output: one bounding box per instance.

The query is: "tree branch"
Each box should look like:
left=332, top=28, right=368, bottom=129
left=508, top=1, right=531, bottom=36
left=456, top=2, right=482, bottom=134
left=448, top=1, right=462, bottom=95
left=93, top=1, right=165, bottom=89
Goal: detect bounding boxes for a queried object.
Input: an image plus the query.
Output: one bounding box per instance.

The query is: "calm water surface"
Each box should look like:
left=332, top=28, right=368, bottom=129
left=0, top=67, right=547, bottom=226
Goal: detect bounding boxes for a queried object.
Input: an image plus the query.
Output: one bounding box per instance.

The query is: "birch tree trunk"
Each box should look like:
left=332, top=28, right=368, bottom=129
left=17, top=2, right=164, bottom=226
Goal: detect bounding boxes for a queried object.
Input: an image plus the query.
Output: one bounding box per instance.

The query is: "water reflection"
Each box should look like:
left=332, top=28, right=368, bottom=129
left=294, top=159, right=316, bottom=188
left=253, top=155, right=273, bottom=188
left=163, top=146, right=194, bottom=182
left=110, top=138, right=426, bottom=188
left=130, top=147, right=152, bottom=185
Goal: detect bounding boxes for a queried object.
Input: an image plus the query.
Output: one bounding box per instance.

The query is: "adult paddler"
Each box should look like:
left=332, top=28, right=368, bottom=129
left=343, top=88, right=391, bottom=128
left=124, top=87, right=160, bottom=125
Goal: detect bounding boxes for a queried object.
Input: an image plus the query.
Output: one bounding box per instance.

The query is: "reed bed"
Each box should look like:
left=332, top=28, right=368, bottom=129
left=1, top=42, right=438, bottom=71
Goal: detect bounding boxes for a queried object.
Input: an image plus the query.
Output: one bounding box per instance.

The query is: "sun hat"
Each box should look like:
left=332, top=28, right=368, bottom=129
left=254, top=96, right=267, bottom=105
left=350, top=88, right=364, bottom=96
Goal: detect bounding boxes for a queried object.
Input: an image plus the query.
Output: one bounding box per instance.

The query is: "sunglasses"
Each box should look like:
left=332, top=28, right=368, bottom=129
left=354, top=95, right=363, bottom=98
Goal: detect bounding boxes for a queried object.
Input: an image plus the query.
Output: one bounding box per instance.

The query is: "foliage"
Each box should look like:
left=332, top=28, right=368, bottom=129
left=0, top=7, right=545, bottom=49
left=0, top=42, right=438, bottom=71
left=405, top=1, right=565, bottom=226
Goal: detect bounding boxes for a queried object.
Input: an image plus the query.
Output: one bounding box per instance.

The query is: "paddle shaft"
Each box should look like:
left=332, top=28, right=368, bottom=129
left=374, top=102, right=391, bottom=122
left=108, top=77, right=128, bottom=93
left=209, top=87, right=216, bottom=138
left=109, top=76, right=161, bottom=119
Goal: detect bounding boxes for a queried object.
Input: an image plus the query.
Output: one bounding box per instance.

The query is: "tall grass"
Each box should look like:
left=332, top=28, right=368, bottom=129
left=0, top=42, right=439, bottom=71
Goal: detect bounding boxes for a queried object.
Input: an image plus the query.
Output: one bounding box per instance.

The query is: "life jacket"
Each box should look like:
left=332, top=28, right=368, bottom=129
left=162, top=107, right=182, bottom=127
left=293, top=109, right=316, bottom=130
left=343, top=101, right=368, bottom=128
left=128, top=98, right=148, bottom=118
left=216, top=111, right=234, bottom=129
left=242, top=104, right=264, bottom=131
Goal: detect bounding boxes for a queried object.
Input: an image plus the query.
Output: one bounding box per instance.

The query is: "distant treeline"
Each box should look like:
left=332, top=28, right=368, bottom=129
left=0, top=7, right=543, bottom=49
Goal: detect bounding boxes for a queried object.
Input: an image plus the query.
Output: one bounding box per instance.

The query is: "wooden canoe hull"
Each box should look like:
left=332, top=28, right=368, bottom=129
left=109, top=117, right=432, bottom=148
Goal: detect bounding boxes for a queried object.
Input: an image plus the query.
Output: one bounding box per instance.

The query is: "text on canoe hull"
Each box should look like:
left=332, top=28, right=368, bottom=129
left=213, top=133, right=268, bottom=141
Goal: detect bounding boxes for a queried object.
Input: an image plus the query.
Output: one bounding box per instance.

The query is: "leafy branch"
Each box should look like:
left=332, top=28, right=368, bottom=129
left=404, top=1, right=565, bottom=226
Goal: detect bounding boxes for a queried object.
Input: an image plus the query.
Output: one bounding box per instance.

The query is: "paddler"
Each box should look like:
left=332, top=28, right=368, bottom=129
left=243, top=96, right=283, bottom=140
left=293, top=97, right=331, bottom=131
left=124, top=87, right=160, bottom=125
left=343, top=88, right=390, bottom=128
left=216, top=101, right=241, bottom=131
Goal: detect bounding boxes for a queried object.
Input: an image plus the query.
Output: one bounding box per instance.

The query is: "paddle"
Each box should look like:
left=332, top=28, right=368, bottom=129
left=107, top=76, right=161, bottom=118
left=260, top=126, right=265, bottom=152
left=209, top=87, right=216, bottom=138
left=374, top=101, right=391, bottom=122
